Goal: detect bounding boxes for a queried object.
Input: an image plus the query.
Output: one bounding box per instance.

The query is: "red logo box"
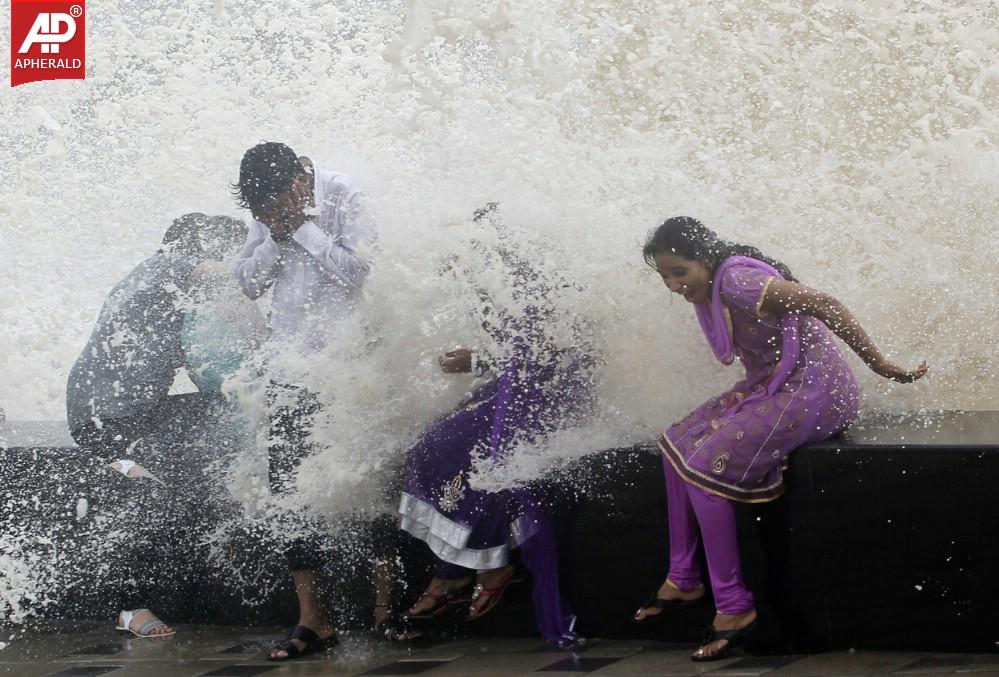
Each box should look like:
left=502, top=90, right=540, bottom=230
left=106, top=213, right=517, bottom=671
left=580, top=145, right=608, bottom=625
left=11, top=0, right=86, bottom=87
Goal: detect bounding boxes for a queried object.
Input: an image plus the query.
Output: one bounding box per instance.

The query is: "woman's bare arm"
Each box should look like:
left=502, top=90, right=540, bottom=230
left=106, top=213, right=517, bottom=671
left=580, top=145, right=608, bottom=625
left=758, top=278, right=928, bottom=383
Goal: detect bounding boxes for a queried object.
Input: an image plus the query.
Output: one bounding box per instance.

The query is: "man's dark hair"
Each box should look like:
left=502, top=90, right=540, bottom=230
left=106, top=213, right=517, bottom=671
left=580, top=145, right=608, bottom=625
left=230, top=142, right=305, bottom=212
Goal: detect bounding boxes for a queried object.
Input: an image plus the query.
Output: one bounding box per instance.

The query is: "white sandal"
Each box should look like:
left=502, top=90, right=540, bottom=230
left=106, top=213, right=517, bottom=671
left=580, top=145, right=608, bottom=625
left=116, top=609, right=176, bottom=638
left=107, top=459, right=165, bottom=485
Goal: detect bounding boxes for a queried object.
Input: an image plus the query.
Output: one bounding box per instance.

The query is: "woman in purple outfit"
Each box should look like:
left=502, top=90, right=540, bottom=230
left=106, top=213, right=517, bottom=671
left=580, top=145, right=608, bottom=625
left=636, top=216, right=927, bottom=662
left=395, top=206, right=595, bottom=649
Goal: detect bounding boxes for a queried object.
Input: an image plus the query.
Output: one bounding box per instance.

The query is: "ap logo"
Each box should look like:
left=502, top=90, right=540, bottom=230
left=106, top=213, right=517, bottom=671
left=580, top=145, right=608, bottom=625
left=11, top=1, right=86, bottom=87
left=18, top=12, right=78, bottom=54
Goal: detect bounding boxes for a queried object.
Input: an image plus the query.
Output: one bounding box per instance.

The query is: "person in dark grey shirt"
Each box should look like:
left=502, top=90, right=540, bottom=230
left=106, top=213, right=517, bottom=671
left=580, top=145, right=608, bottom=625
left=67, top=253, right=194, bottom=438
left=68, top=214, right=247, bottom=443
left=66, top=213, right=247, bottom=637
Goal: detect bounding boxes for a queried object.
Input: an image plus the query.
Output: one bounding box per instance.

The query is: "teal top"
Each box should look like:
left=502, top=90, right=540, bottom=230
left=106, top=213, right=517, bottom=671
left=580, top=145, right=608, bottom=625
left=180, top=264, right=266, bottom=395
left=181, top=311, right=249, bottom=392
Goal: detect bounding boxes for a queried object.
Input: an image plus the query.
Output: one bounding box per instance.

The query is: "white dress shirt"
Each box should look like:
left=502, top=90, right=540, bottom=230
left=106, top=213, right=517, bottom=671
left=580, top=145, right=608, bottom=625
left=233, top=163, right=375, bottom=352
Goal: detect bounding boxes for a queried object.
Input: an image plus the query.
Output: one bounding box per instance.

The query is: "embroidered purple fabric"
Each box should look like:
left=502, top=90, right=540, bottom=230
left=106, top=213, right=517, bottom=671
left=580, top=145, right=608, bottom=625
left=399, top=342, right=590, bottom=645
left=399, top=234, right=594, bottom=646
left=662, top=256, right=860, bottom=502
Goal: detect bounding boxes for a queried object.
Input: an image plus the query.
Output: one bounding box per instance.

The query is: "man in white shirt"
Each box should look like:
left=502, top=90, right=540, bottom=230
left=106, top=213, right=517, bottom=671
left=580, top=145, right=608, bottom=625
left=231, top=142, right=375, bottom=661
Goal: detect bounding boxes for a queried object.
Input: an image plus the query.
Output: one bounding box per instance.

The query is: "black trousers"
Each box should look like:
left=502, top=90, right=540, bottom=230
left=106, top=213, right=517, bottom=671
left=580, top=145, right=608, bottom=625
left=71, top=393, right=227, bottom=612
left=267, top=383, right=324, bottom=571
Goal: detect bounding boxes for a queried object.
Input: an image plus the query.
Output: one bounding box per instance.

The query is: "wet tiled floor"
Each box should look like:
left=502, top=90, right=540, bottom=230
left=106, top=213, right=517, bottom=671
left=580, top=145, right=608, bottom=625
left=2, top=624, right=999, bottom=676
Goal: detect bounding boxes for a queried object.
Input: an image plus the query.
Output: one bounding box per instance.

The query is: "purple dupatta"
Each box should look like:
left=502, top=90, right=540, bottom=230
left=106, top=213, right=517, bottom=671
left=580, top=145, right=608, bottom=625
left=695, top=256, right=801, bottom=419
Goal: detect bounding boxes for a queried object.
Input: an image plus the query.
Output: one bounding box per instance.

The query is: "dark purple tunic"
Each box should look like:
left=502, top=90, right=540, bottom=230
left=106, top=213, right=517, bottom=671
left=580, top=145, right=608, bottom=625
left=398, top=230, right=594, bottom=646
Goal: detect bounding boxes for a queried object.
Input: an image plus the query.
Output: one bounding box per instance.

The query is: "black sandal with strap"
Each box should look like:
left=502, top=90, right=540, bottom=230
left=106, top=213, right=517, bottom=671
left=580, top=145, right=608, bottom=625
left=267, top=625, right=338, bottom=662
left=631, top=583, right=706, bottom=624
left=690, top=619, right=758, bottom=662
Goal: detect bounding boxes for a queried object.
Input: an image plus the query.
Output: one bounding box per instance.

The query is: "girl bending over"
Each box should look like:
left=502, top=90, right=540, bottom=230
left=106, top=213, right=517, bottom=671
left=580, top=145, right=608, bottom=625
left=637, top=216, right=926, bottom=662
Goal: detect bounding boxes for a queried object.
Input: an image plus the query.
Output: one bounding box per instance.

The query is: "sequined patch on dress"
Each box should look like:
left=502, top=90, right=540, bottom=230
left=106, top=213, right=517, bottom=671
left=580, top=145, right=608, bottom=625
left=711, top=453, right=730, bottom=475
left=438, top=473, right=466, bottom=513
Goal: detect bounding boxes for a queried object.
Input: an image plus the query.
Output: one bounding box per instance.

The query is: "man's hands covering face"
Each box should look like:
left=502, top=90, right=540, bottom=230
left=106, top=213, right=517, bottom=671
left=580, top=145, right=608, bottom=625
left=255, top=175, right=313, bottom=242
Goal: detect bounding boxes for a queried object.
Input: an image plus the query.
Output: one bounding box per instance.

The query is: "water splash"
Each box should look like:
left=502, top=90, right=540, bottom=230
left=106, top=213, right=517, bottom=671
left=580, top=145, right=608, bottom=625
left=3, top=0, right=998, bottom=623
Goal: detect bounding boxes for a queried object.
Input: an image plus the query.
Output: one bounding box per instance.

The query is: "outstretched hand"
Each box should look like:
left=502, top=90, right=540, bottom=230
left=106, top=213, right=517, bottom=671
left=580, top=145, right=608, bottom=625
left=874, top=360, right=929, bottom=383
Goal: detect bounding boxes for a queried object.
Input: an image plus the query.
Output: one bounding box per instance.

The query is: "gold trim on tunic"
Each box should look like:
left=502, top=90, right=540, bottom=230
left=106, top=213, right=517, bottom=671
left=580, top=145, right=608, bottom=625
left=722, top=307, right=735, bottom=364
left=755, top=275, right=776, bottom=317
left=658, top=436, right=785, bottom=505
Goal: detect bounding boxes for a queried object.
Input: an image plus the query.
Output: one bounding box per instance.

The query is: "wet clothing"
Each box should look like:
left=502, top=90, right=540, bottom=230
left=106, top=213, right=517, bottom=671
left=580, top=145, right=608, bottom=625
left=399, top=222, right=595, bottom=646
left=233, top=164, right=375, bottom=352
left=661, top=455, right=754, bottom=614
left=66, top=253, right=195, bottom=434
left=233, top=161, right=375, bottom=571
left=67, top=253, right=251, bottom=612
left=660, top=256, right=860, bottom=503
left=181, top=265, right=265, bottom=393
left=659, top=255, right=860, bottom=614
left=399, top=348, right=592, bottom=645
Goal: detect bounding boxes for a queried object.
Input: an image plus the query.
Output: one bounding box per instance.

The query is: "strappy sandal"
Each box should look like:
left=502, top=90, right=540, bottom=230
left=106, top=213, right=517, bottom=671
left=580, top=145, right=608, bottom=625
left=116, top=609, right=176, bottom=638
left=690, top=619, right=758, bottom=662
left=466, top=568, right=523, bottom=621
left=267, top=625, right=338, bottom=662
left=404, top=582, right=474, bottom=621
left=632, top=581, right=706, bottom=624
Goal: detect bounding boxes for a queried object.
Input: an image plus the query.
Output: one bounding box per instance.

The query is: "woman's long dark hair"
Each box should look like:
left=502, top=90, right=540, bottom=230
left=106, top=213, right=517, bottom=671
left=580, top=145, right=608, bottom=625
left=642, top=216, right=797, bottom=282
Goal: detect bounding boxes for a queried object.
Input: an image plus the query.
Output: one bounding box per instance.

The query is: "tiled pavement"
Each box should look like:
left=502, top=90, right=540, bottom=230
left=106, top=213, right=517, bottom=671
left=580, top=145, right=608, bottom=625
left=2, top=624, right=999, bottom=676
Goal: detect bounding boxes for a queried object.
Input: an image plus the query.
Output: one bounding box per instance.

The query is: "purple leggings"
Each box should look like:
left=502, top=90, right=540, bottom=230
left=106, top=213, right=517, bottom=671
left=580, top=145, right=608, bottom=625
left=662, top=457, right=754, bottom=614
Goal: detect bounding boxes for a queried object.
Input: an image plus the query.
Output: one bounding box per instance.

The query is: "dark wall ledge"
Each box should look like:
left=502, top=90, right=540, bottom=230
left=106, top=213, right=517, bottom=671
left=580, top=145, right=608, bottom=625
left=2, top=411, right=997, bottom=653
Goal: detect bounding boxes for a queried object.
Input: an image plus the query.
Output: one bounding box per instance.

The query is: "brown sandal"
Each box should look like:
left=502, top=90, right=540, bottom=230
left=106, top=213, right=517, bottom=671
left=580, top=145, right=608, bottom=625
left=466, top=569, right=523, bottom=621
left=405, top=582, right=474, bottom=621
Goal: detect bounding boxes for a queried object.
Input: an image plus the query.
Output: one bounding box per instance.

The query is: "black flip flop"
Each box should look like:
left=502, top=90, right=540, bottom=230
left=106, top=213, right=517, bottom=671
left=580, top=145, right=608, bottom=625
left=690, top=619, right=758, bottom=662
left=267, top=625, right=338, bottom=661
left=631, top=590, right=705, bottom=624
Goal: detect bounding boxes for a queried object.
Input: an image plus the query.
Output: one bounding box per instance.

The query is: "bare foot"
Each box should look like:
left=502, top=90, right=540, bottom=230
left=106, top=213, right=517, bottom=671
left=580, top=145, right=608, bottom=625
left=467, top=565, right=518, bottom=619
left=692, top=609, right=758, bottom=661
left=633, top=580, right=705, bottom=621
left=118, top=609, right=175, bottom=637
left=269, top=621, right=335, bottom=661
left=406, top=576, right=473, bottom=617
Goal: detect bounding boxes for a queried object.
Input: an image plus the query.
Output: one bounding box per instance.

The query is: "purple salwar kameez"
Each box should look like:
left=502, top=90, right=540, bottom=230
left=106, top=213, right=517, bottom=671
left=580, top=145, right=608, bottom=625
left=658, top=256, right=860, bottom=613
left=660, top=256, right=860, bottom=503
left=399, top=225, right=593, bottom=647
